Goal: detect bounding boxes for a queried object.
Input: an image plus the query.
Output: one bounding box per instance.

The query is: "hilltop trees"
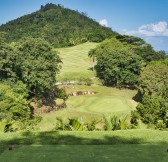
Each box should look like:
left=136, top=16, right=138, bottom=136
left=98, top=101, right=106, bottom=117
left=116, top=35, right=166, bottom=63
left=0, top=3, right=116, bottom=47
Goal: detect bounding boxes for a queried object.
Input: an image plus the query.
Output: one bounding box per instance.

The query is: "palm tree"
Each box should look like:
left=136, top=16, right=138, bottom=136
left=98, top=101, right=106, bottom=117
left=88, top=49, right=96, bottom=71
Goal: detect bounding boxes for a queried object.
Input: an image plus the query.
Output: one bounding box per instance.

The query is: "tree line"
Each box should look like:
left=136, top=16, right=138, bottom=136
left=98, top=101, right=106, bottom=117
left=0, top=33, right=62, bottom=131
left=89, top=35, right=168, bottom=128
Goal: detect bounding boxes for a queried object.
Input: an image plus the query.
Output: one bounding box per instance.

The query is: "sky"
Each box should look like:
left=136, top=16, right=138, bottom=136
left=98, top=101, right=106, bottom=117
left=0, top=0, right=168, bottom=51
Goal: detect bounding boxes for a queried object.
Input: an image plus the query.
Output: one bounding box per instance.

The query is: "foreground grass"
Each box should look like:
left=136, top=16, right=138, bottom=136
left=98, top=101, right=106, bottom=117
left=1, top=130, right=168, bottom=151
left=0, top=144, right=167, bottom=162
left=0, top=130, right=168, bottom=162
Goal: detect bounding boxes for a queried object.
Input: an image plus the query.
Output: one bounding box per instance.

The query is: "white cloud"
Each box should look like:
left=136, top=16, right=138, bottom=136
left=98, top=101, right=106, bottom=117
left=99, top=19, right=108, bottom=27
left=123, top=21, right=168, bottom=37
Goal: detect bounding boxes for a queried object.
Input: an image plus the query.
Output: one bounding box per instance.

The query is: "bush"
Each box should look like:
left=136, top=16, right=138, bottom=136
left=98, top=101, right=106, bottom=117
left=78, top=77, right=93, bottom=86
left=103, top=114, right=129, bottom=131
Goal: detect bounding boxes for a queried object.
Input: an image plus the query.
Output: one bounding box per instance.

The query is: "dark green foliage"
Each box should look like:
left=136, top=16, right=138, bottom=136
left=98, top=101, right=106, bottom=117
left=138, top=60, right=168, bottom=96
left=1, top=37, right=62, bottom=98
left=0, top=35, right=17, bottom=80
left=130, top=110, right=140, bottom=125
left=103, top=114, right=129, bottom=131
left=136, top=44, right=166, bottom=63
left=131, top=61, right=168, bottom=128
left=116, top=34, right=145, bottom=46
left=0, top=36, right=62, bottom=131
left=116, top=34, right=166, bottom=63
left=0, top=82, right=32, bottom=131
left=0, top=3, right=115, bottom=47
left=94, top=38, right=144, bottom=86
left=136, top=94, right=168, bottom=125
left=54, top=117, right=86, bottom=131
left=55, top=88, right=67, bottom=100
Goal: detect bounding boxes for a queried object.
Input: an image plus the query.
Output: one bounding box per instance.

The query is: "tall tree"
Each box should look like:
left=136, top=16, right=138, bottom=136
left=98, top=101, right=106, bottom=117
left=131, top=60, right=168, bottom=128
left=138, top=60, right=168, bottom=96
left=94, top=38, right=144, bottom=87
left=88, top=49, right=97, bottom=71
left=13, top=37, right=62, bottom=98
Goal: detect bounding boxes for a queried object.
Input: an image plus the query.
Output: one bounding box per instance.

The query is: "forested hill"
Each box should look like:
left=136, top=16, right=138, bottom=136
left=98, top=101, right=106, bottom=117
left=0, top=3, right=116, bottom=47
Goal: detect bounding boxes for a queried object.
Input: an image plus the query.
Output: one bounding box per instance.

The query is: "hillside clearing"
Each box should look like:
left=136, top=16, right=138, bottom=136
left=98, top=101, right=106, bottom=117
left=56, top=42, right=98, bottom=81
left=37, top=43, right=138, bottom=131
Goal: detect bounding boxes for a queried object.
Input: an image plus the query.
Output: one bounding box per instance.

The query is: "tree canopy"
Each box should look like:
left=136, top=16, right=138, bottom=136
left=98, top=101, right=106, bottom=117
left=0, top=3, right=116, bottom=47
left=0, top=37, right=62, bottom=98
left=116, top=34, right=166, bottom=63
left=131, top=60, right=168, bottom=128
left=92, top=38, right=144, bottom=87
left=138, top=60, right=168, bottom=96
left=0, top=81, right=31, bottom=131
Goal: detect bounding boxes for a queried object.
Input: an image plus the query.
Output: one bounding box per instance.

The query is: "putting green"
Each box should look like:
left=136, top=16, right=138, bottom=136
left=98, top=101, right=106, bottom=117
left=64, top=85, right=137, bottom=116
left=67, top=95, right=131, bottom=114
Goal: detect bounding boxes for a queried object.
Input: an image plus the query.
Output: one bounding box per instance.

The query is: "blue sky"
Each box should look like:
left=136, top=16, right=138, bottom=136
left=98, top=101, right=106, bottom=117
left=1, top=0, right=168, bottom=51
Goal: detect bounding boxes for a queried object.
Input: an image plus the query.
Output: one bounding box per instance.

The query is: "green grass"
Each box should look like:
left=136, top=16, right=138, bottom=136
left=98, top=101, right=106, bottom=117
left=0, top=130, right=168, bottom=162
left=2, top=43, right=166, bottom=161
left=0, top=144, right=168, bottom=162
left=38, top=85, right=137, bottom=131
left=65, top=85, right=137, bottom=114
left=56, top=42, right=98, bottom=81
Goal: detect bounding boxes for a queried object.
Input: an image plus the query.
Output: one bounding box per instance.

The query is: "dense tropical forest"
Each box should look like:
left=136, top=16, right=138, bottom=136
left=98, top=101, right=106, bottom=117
left=0, top=3, right=116, bottom=47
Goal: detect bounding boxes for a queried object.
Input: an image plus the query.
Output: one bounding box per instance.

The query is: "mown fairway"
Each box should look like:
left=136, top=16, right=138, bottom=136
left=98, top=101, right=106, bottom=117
left=38, top=84, right=137, bottom=131
left=38, top=43, right=138, bottom=131
left=57, top=42, right=98, bottom=81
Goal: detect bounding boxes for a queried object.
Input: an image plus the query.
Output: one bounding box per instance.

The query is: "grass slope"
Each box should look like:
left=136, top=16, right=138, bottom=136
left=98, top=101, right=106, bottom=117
left=56, top=42, right=98, bottom=81
left=2, top=43, right=166, bottom=162
left=39, top=85, right=137, bottom=131
left=38, top=42, right=137, bottom=131
left=0, top=130, right=168, bottom=162
left=1, top=145, right=167, bottom=162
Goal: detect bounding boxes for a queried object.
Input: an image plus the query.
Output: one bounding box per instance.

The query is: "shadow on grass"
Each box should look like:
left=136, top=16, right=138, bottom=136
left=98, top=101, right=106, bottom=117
left=132, top=91, right=142, bottom=102
left=1, top=130, right=168, bottom=155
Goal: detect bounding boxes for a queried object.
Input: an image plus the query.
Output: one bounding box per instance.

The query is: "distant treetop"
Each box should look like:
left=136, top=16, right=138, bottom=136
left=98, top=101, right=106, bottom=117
left=0, top=3, right=116, bottom=47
